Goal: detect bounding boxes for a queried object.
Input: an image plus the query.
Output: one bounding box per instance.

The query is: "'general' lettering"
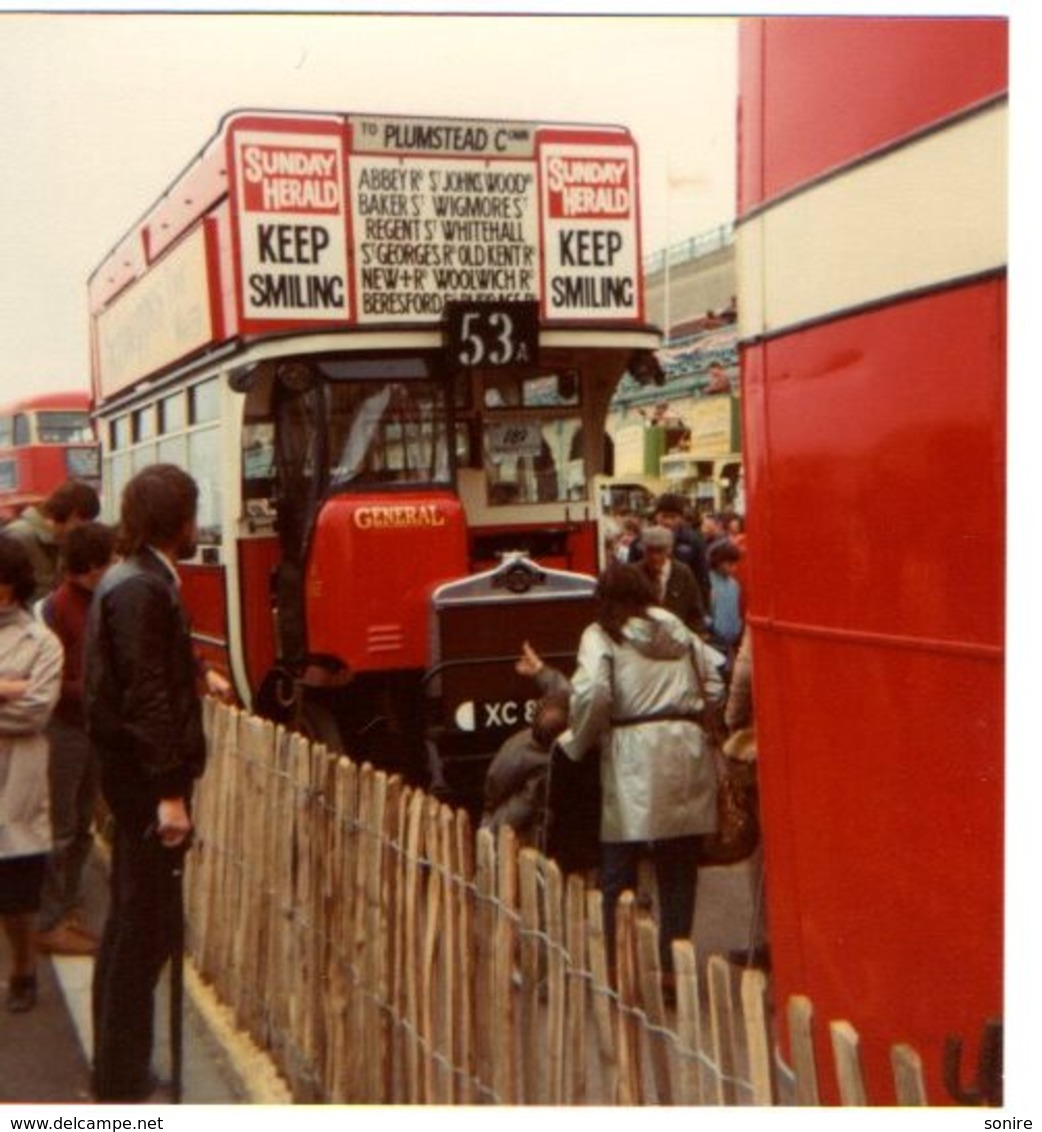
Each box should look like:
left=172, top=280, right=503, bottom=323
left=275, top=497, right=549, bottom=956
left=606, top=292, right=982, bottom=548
left=353, top=504, right=447, bottom=529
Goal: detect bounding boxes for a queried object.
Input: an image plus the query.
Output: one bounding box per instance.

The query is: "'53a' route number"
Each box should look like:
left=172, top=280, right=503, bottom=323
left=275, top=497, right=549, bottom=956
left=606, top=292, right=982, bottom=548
left=445, top=301, right=539, bottom=368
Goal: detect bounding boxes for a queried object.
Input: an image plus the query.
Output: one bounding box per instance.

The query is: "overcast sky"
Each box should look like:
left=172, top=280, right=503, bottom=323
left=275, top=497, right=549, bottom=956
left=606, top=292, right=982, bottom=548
left=0, top=10, right=737, bottom=402
left=0, top=3, right=1037, bottom=1121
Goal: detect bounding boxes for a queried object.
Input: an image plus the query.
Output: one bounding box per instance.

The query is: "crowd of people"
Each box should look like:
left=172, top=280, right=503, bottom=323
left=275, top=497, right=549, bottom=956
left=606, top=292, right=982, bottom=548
left=2, top=476, right=755, bottom=1097
left=609, top=491, right=748, bottom=674
left=1, top=469, right=229, bottom=1102
left=2, top=480, right=104, bottom=1012
left=482, top=492, right=759, bottom=984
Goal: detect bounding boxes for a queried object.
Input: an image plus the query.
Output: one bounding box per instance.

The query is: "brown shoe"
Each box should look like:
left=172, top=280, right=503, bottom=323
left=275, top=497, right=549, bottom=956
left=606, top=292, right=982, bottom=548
left=65, top=911, right=100, bottom=943
left=37, top=922, right=98, bottom=956
left=6, top=975, right=37, bottom=1013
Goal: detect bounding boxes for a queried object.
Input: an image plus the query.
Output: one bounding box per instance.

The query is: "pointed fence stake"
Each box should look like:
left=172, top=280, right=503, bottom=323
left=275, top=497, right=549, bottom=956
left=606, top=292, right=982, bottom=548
left=830, top=1019, right=868, bottom=1106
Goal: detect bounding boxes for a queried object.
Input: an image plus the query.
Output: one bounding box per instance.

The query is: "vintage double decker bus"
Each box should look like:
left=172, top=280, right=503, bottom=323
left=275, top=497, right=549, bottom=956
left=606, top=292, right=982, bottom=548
left=0, top=391, right=100, bottom=521
left=88, top=109, right=660, bottom=809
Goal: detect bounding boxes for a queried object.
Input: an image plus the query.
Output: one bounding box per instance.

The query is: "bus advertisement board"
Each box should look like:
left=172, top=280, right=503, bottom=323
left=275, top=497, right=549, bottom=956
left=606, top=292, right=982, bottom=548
left=229, top=120, right=352, bottom=329
left=226, top=113, right=641, bottom=335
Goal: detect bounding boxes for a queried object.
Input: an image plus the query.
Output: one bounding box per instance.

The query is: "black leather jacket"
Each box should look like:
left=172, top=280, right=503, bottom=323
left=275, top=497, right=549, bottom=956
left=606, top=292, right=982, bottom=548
left=85, top=548, right=206, bottom=818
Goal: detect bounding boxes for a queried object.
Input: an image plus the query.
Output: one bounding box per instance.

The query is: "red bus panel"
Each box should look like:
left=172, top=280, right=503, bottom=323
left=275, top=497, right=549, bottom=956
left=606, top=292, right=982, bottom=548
left=742, top=282, right=1005, bottom=1102
left=306, top=492, right=469, bottom=672
left=738, top=17, right=1008, bottom=214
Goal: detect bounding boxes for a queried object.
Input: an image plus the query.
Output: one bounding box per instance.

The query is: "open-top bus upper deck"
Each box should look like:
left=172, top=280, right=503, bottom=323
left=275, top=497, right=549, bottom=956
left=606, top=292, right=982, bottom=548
left=89, top=108, right=659, bottom=407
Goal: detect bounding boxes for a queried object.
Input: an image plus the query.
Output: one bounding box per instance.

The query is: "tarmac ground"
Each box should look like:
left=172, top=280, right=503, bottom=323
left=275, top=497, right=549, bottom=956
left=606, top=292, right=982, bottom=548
left=0, top=849, right=265, bottom=1106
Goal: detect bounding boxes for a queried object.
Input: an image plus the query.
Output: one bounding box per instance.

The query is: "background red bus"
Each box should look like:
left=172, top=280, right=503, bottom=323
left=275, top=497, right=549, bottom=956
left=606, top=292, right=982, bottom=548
left=0, top=390, right=100, bottom=522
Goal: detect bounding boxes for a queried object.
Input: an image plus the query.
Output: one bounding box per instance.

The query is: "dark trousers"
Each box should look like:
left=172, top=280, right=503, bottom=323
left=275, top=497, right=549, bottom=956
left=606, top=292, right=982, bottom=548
left=40, top=718, right=98, bottom=931
left=91, top=813, right=182, bottom=1101
left=601, top=835, right=701, bottom=973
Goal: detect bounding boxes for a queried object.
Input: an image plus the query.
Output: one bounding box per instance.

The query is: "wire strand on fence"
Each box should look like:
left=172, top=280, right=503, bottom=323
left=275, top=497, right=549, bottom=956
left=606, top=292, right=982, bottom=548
left=187, top=702, right=927, bottom=1106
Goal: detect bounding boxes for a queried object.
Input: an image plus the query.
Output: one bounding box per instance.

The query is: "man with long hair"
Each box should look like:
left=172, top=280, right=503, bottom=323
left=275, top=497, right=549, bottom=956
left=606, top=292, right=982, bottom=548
left=84, top=465, right=207, bottom=1102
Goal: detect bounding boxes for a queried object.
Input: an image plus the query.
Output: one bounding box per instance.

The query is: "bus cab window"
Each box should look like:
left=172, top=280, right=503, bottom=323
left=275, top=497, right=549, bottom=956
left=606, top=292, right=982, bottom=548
left=327, top=380, right=451, bottom=489
left=274, top=378, right=324, bottom=557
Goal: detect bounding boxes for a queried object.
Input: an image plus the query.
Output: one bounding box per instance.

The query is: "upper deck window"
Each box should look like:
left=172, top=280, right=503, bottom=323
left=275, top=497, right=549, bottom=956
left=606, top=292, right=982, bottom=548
left=38, top=410, right=93, bottom=444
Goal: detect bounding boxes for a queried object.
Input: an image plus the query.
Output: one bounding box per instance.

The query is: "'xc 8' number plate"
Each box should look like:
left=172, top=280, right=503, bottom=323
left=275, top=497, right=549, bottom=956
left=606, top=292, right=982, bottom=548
left=453, top=698, right=538, bottom=733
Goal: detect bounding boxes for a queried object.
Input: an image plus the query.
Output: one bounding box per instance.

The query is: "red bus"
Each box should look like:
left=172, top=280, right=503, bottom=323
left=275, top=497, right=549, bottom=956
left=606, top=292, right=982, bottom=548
left=737, top=17, right=1006, bottom=1104
left=0, top=390, right=100, bottom=522
left=87, top=109, right=659, bottom=810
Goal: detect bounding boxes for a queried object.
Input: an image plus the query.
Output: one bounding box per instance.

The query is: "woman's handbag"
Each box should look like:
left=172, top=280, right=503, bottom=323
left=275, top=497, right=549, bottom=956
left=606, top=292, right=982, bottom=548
left=689, top=646, right=761, bottom=866
left=700, top=741, right=760, bottom=865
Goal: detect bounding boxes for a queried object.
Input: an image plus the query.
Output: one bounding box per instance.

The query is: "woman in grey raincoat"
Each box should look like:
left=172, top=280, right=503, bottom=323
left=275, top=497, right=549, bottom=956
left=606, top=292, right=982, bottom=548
left=0, top=536, right=63, bottom=1012
left=559, top=563, right=725, bottom=975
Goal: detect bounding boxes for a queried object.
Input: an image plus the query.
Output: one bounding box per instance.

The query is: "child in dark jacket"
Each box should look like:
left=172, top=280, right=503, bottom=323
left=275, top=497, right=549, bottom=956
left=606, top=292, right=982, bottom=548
left=481, top=667, right=569, bottom=849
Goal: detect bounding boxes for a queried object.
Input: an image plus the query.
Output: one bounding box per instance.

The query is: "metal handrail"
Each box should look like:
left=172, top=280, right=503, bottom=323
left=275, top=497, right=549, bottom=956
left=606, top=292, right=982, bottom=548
left=643, top=221, right=735, bottom=275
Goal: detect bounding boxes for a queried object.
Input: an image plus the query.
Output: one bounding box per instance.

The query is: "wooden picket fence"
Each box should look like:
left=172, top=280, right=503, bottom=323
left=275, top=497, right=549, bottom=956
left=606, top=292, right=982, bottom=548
left=185, top=701, right=929, bottom=1105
